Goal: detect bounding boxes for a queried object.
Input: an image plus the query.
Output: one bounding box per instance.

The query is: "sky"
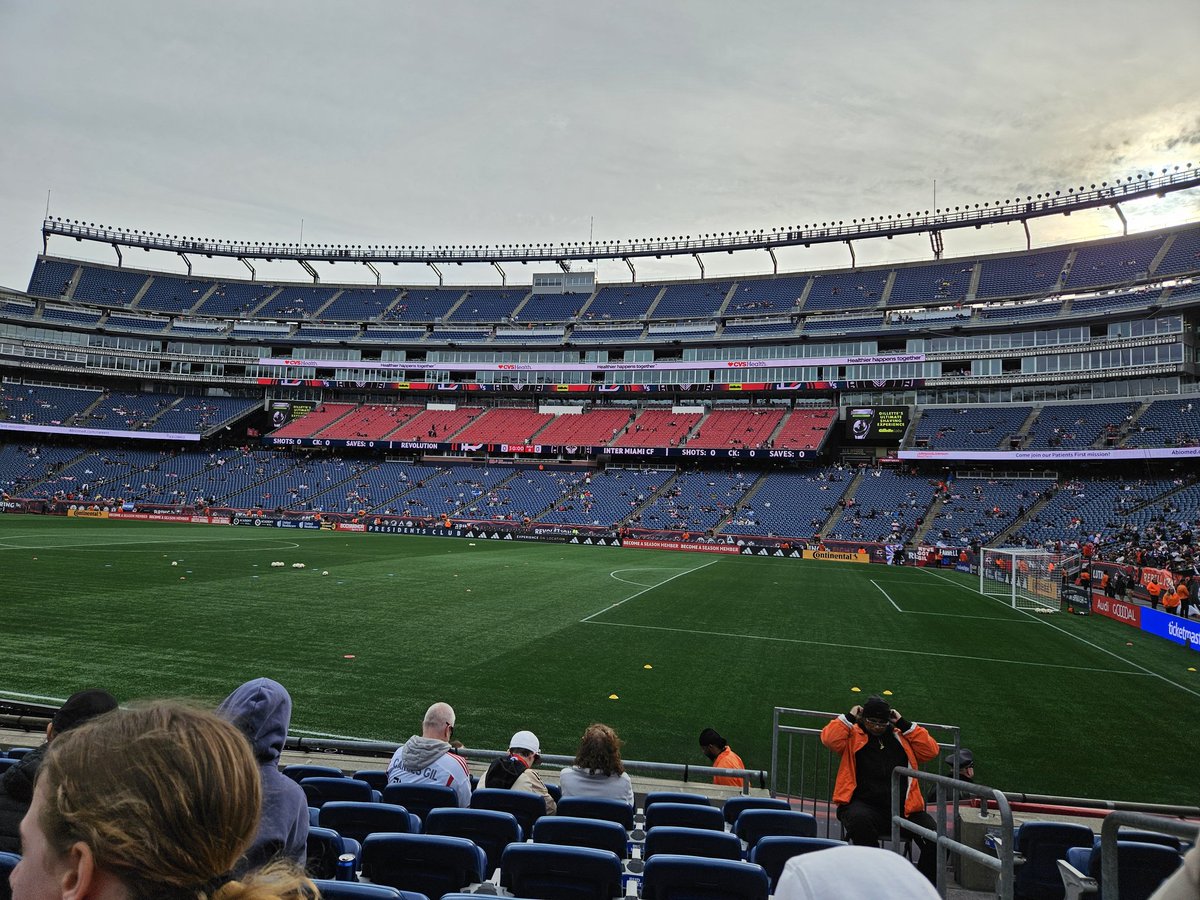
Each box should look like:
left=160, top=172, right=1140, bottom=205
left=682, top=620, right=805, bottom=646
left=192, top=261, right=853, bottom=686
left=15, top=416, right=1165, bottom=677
left=1, top=0, right=1198, bottom=292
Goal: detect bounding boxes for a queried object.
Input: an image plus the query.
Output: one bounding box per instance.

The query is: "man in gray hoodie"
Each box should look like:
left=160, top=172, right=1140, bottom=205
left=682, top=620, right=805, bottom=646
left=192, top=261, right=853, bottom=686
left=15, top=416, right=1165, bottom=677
left=386, top=701, right=472, bottom=807
left=217, top=677, right=308, bottom=873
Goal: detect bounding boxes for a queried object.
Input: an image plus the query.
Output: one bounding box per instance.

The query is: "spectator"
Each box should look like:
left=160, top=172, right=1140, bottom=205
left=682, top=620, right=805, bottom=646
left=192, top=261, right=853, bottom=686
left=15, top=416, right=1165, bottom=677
left=775, top=845, right=939, bottom=899
left=698, top=727, right=746, bottom=787
left=8, top=702, right=312, bottom=900
left=821, top=696, right=941, bottom=883
left=217, top=678, right=308, bottom=873
left=387, top=701, right=471, bottom=807
left=0, top=688, right=118, bottom=853
left=559, top=723, right=634, bottom=806
left=477, top=730, right=556, bottom=814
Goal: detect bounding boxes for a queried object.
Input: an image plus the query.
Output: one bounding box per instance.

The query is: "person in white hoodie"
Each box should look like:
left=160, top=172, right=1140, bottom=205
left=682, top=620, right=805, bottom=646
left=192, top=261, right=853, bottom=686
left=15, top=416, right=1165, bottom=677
left=386, top=701, right=472, bottom=807
left=775, top=845, right=939, bottom=900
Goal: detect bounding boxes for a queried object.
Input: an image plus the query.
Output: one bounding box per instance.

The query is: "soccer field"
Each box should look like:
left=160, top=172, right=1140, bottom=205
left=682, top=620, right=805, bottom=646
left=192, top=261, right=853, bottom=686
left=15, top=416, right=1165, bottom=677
left=1, top=517, right=1195, bottom=804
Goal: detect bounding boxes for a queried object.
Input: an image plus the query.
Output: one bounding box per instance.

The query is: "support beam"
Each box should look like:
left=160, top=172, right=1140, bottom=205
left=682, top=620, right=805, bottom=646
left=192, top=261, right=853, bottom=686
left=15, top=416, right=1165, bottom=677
left=177, top=252, right=192, bottom=276
left=929, top=230, right=944, bottom=260
left=363, top=261, right=380, bottom=286
left=693, top=253, right=705, bottom=278
left=1111, top=202, right=1128, bottom=236
left=238, top=256, right=256, bottom=281
left=493, top=261, right=506, bottom=286
left=427, top=262, right=443, bottom=286
left=298, top=259, right=319, bottom=283
left=557, top=259, right=572, bottom=273
left=623, top=257, right=636, bottom=282
left=845, top=240, right=856, bottom=268
left=766, top=247, right=778, bottom=275
left=112, top=243, right=123, bottom=267
left=1022, top=218, right=1031, bottom=251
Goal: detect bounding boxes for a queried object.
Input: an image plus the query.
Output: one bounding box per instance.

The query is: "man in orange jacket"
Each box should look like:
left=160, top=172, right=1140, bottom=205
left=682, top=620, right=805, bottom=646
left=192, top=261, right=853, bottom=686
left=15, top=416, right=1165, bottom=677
left=821, top=695, right=941, bottom=882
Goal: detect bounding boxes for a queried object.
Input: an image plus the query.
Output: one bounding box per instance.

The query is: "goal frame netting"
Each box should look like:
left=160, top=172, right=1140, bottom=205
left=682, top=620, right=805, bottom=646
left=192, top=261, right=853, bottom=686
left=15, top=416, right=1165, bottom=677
left=979, top=547, right=1081, bottom=612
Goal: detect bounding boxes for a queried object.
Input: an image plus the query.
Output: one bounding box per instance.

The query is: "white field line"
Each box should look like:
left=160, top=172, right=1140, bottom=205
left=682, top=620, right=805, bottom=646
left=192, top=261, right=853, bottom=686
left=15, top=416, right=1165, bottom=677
left=581, top=559, right=721, bottom=623
left=871, top=578, right=1027, bottom=621
left=582, top=621, right=1151, bottom=677
left=0, top=538, right=301, bottom=552
left=917, top=565, right=1200, bottom=699
left=609, top=568, right=684, bottom=589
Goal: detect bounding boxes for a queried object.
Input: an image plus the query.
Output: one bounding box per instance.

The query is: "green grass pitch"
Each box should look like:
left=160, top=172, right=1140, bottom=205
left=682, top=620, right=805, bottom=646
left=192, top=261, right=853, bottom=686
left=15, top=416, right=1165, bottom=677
left=1, top=516, right=1196, bottom=804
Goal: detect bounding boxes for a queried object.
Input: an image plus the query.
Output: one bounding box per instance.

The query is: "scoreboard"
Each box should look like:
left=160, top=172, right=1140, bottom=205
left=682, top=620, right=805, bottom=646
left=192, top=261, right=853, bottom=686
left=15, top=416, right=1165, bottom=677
left=845, top=406, right=910, bottom=442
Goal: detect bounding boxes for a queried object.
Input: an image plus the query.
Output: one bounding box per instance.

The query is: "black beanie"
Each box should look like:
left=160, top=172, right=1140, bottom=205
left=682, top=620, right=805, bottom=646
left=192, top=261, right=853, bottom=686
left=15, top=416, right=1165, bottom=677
left=51, top=689, right=118, bottom=734
left=861, top=696, right=891, bottom=721
left=698, top=727, right=727, bottom=748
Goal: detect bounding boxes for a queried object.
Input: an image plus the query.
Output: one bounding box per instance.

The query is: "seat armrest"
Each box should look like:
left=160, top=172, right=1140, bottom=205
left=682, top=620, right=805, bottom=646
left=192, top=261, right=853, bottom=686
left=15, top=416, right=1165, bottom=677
left=1056, top=858, right=1097, bottom=900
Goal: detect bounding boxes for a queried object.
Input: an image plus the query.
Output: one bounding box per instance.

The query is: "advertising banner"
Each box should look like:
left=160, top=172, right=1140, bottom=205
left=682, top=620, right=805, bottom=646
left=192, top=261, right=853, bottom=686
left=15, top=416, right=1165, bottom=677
left=802, top=549, right=870, bottom=564
left=622, top=539, right=741, bottom=555
left=67, top=508, right=109, bottom=519
left=1091, top=595, right=1142, bottom=627
left=1139, top=608, right=1200, bottom=653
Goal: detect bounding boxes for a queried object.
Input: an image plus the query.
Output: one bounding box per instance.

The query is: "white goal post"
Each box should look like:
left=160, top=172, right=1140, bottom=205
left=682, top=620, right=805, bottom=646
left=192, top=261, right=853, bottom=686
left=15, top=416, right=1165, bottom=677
left=979, top=548, right=1081, bottom=612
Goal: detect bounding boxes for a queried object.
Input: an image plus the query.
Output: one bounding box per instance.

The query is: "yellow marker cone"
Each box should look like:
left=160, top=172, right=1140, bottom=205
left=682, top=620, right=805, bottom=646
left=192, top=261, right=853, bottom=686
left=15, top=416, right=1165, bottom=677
left=608, top=694, right=619, bottom=700
left=850, top=687, right=861, bottom=693
left=643, top=664, right=653, bottom=669
left=883, top=690, right=893, bottom=696
left=1189, top=667, right=1197, bottom=672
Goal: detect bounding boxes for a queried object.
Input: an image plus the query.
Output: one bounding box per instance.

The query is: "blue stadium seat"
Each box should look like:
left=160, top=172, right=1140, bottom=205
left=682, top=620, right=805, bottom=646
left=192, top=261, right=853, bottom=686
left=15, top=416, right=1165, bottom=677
left=0, top=759, right=15, bottom=775
left=283, top=764, right=346, bottom=782
left=318, top=801, right=420, bottom=844
left=360, top=834, right=487, bottom=899
left=470, top=787, right=547, bottom=838
left=354, top=769, right=389, bottom=792
left=0, top=851, right=20, bottom=880
left=532, top=815, right=628, bottom=860
left=1011, top=821, right=1095, bottom=900
left=380, top=783, right=459, bottom=821
left=644, top=826, right=741, bottom=861
left=425, top=807, right=523, bottom=875
left=311, top=880, right=428, bottom=900
left=1059, top=840, right=1182, bottom=900
left=644, top=791, right=712, bottom=810
left=721, top=795, right=790, bottom=826
left=301, top=777, right=379, bottom=808
left=645, top=802, right=725, bottom=832
left=750, top=836, right=846, bottom=891
left=500, top=843, right=623, bottom=900
left=733, top=809, right=818, bottom=852
left=305, top=827, right=362, bottom=880
left=641, top=854, right=770, bottom=900
left=555, top=797, right=635, bottom=830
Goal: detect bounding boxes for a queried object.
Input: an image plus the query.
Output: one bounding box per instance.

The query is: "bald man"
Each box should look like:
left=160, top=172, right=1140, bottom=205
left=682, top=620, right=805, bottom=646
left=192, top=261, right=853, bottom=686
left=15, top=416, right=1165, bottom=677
left=386, top=701, right=472, bottom=806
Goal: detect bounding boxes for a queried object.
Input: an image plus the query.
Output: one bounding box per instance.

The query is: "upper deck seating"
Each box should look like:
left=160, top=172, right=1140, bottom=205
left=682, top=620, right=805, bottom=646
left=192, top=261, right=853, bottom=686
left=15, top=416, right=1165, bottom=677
left=196, top=282, right=278, bottom=317
left=1153, top=225, right=1200, bottom=277
left=583, top=285, right=660, bottom=320
left=0, top=383, right=102, bottom=426
left=71, top=266, right=149, bottom=307
left=1069, top=290, right=1158, bottom=316
left=912, top=406, right=1032, bottom=450
left=516, top=291, right=590, bottom=323
left=975, top=248, right=1069, bottom=299
left=1064, top=233, right=1168, bottom=290
left=389, top=408, right=482, bottom=442
left=73, top=391, right=173, bottom=431
left=1024, top=401, right=1137, bottom=449
left=136, top=274, right=214, bottom=314
left=318, top=405, right=423, bottom=441
left=448, top=289, right=527, bottom=322
left=156, top=396, right=260, bottom=434
left=773, top=408, right=837, bottom=450
left=27, top=258, right=79, bottom=299
left=802, top=270, right=887, bottom=312
left=725, top=276, right=808, bottom=314
left=452, top=408, right=553, bottom=445
left=651, top=282, right=731, bottom=319
left=383, top=289, right=463, bottom=323
left=887, top=260, right=974, bottom=305
left=612, top=410, right=700, bottom=447
left=321, top=288, right=402, bottom=321
left=261, top=286, right=338, bottom=319
left=685, top=409, right=784, bottom=450
left=1123, top=399, right=1200, bottom=447
left=533, top=409, right=631, bottom=447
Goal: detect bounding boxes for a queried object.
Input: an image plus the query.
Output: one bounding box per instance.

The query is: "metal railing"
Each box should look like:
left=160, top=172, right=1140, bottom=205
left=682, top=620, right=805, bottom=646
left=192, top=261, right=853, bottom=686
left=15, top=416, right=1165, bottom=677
left=1093, top=811, right=1196, bottom=900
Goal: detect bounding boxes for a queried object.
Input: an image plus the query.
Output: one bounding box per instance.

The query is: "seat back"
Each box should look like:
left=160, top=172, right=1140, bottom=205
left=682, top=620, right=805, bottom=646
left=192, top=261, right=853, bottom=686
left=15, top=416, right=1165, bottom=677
left=645, top=802, right=725, bottom=832
left=318, top=801, right=419, bottom=844
left=381, top=783, right=459, bottom=822
left=1013, top=821, right=1095, bottom=900
left=311, top=880, right=429, bottom=900
left=533, top=816, right=628, bottom=860
left=470, top=787, right=546, bottom=837
left=282, top=764, right=345, bottom=782
left=425, top=807, right=522, bottom=874
left=1093, top=841, right=1183, bottom=900
left=644, top=826, right=741, bottom=862
left=721, top=795, right=790, bottom=826
left=0, top=759, right=16, bottom=775
left=641, top=854, right=770, bottom=900
left=306, top=827, right=360, bottom=880
left=301, top=777, right=377, bottom=808
left=354, top=769, right=389, bottom=792
left=361, top=834, right=487, bottom=899
left=644, top=791, right=712, bottom=810
left=501, top=843, right=623, bottom=900
left=556, top=797, right=635, bottom=830
left=734, top=809, right=818, bottom=851
left=1113, top=830, right=1183, bottom=851
left=750, top=837, right=846, bottom=891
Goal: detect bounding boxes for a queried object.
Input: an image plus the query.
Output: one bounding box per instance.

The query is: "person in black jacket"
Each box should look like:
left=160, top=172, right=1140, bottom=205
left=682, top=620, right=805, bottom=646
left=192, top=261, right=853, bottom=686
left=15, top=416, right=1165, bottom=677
left=0, top=689, right=118, bottom=853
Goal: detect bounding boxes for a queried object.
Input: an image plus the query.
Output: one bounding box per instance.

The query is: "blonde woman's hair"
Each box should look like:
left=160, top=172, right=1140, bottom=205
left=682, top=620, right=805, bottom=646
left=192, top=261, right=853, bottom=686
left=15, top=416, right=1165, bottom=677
left=38, top=701, right=314, bottom=900
left=573, top=723, right=625, bottom=776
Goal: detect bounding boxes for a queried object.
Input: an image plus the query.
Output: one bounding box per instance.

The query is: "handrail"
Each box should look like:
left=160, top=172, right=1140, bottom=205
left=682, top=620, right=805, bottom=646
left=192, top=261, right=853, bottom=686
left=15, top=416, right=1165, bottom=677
left=1096, top=811, right=1196, bottom=900
left=893, top=766, right=1016, bottom=900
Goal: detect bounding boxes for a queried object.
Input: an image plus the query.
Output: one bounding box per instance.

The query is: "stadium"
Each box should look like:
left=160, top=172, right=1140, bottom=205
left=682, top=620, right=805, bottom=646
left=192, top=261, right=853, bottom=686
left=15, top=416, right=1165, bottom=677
left=2, top=5, right=1199, bottom=898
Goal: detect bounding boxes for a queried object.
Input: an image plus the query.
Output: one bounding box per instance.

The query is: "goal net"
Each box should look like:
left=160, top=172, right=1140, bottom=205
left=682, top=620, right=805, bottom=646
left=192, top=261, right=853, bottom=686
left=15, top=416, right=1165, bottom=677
left=979, top=548, right=1080, bottom=612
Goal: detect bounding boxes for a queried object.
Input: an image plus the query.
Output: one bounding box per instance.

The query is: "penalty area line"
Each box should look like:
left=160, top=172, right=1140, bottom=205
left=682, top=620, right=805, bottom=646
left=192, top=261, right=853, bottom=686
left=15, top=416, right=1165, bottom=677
left=872, top=578, right=1029, bottom=621
left=917, top=565, right=1200, bottom=699
left=582, top=559, right=721, bottom=623
left=582, top=620, right=1150, bottom=677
